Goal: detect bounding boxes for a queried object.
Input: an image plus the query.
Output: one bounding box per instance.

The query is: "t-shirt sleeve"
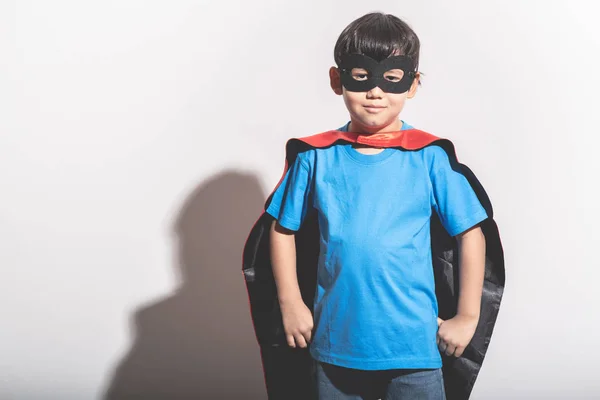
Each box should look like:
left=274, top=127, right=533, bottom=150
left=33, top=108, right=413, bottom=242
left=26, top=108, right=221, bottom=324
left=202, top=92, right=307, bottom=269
left=428, top=146, right=488, bottom=237
left=265, top=151, right=313, bottom=231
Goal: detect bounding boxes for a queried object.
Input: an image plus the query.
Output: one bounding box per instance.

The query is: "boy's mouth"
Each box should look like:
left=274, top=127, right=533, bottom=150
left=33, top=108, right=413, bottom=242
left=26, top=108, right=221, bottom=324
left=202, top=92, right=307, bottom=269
left=364, top=105, right=387, bottom=113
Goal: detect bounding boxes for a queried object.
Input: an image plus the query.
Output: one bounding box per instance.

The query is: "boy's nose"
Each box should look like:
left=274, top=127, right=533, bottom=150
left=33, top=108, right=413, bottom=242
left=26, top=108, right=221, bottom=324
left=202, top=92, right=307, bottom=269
left=366, top=86, right=384, bottom=98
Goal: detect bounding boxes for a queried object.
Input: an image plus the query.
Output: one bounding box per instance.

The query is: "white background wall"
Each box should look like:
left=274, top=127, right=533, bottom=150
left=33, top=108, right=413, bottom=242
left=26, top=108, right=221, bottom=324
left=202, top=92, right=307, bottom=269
left=2, top=0, right=599, bottom=399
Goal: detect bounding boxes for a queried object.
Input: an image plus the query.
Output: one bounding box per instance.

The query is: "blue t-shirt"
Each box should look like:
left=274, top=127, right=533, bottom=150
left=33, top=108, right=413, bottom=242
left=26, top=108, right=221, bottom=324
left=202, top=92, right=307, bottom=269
left=266, top=120, right=488, bottom=370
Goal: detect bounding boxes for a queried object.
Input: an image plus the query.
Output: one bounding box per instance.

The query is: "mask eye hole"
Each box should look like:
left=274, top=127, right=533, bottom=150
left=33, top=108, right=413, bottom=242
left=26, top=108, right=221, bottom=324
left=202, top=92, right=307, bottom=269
left=383, top=69, right=405, bottom=82
left=350, top=68, right=369, bottom=81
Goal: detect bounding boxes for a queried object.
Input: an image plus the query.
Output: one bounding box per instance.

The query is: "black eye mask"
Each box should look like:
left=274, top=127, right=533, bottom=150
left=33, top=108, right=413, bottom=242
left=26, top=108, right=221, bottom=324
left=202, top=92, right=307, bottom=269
left=338, top=54, right=417, bottom=94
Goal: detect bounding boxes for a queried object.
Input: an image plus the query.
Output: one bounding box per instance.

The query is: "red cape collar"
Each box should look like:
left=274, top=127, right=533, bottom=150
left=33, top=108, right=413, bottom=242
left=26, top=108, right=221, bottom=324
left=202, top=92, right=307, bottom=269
left=294, top=128, right=442, bottom=150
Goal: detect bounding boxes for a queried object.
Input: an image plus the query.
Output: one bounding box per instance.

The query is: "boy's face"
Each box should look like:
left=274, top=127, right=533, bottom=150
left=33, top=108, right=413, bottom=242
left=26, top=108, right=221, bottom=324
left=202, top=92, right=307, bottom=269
left=329, top=57, right=419, bottom=133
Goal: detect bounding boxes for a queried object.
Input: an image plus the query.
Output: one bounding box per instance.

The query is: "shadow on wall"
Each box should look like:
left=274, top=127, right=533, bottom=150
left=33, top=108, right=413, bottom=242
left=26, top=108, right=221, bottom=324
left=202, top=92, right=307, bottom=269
left=103, top=171, right=268, bottom=400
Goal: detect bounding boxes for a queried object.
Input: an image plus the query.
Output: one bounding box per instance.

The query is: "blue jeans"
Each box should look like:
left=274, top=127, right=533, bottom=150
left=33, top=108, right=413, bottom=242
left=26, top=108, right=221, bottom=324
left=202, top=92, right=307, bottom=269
left=316, top=361, right=446, bottom=400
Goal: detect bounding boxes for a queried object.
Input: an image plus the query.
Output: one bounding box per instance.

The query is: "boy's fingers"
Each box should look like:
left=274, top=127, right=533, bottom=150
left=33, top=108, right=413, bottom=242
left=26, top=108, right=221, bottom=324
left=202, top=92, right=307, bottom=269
left=445, top=344, right=457, bottom=356
left=303, top=329, right=312, bottom=343
left=438, top=340, right=448, bottom=353
left=437, top=317, right=444, bottom=327
left=286, top=334, right=296, bottom=348
left=295, top=334, right=308, bottom=349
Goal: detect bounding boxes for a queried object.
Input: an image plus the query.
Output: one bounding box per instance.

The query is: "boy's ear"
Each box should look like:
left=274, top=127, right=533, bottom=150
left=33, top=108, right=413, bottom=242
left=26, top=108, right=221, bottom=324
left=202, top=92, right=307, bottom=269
left=406, top=72, right=420, bottom=99
left=329, top=66, right=343, bottom=95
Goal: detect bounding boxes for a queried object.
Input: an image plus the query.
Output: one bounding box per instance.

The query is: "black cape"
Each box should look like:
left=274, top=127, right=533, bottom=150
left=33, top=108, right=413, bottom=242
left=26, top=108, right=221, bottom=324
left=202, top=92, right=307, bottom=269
left=242, top=128, right=505, bottom=400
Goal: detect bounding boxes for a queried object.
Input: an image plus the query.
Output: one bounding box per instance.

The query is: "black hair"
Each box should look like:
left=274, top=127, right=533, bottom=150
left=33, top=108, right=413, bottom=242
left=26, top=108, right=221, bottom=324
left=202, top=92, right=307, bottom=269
left=334, top=12, right=421, bottom=74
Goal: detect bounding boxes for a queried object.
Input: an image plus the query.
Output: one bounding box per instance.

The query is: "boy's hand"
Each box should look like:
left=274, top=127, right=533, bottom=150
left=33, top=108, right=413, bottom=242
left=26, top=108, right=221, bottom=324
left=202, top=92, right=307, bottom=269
left=436, top=314, right=479, bottom=357
left=280, top=298, right=314, bottom=349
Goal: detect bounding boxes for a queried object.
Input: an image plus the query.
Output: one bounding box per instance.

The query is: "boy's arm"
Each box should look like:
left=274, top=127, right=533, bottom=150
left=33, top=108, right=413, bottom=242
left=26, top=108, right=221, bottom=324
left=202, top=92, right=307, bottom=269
left=270, top=220, right=314, bottom=348
left=456, top=224, right=486, bottom=319
left=436, top=224, right=486, bottom=357
left=270, top=220, right=302, bottom=303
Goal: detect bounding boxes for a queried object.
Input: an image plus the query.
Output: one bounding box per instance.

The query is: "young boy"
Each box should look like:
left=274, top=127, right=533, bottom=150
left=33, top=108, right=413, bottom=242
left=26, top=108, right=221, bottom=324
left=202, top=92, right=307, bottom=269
left=242, top=11, right=504, bottom=400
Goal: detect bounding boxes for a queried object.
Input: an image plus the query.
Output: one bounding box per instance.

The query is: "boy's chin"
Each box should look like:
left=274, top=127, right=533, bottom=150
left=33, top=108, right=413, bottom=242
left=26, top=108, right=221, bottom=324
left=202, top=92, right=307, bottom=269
left=353, top=116, right=399, bottom=132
